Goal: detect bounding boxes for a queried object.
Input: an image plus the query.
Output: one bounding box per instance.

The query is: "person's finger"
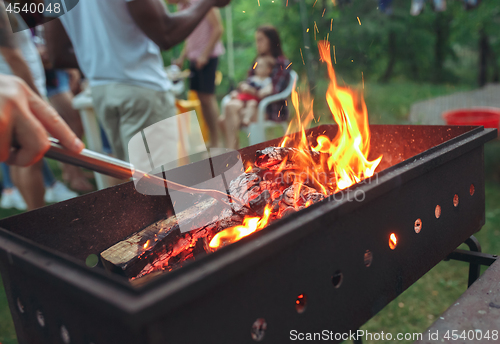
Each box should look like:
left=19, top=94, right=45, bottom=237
left=7, top=109, right=50, bottom=166
left=26, top=86, right=84, bottom=153
left=0, top=113, right=13, bottom=162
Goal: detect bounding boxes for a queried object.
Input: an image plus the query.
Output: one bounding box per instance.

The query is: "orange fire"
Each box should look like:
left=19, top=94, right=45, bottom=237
left=209, top=41, right=382, bottom=250
left=209, top=205, right=272, bottom=249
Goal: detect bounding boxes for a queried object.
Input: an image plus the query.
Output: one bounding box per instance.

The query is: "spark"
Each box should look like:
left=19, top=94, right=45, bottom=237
left=306, top=28, right=309, bottom=32
left=330, top=18, right=333, bottom=31
left=257, top=0, right=260, bottom=5
left=253, top=62, right=258, bottom=69
left=357, top=16, right=361, bottom=25
left=247, top=133, right=251, bottom=138
left=286, top=0, right=288, bottom=6
left=300, top=48, right=305, bottom=65
left=286, top=62, right=292, bottom=69
left=333, top=45, right=336, bottom=64
left=362, top=71, right=364, bottom=89
left=242, top=10, right=245, bottom=13
left=326, top=33, right=329, bottom=42
left=322, top=8, right=326, bottom=17
left=313, top=0, right=317, bottom=7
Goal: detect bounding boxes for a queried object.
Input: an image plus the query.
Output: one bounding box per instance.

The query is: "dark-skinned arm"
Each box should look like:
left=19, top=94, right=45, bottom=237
left=127, top=0, right=229, bottom=51
left=44, top=18, right=79, bottom=69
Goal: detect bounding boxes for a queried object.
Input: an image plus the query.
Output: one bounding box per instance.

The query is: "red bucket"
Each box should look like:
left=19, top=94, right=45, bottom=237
left=443, top=108, right=500, bottom=129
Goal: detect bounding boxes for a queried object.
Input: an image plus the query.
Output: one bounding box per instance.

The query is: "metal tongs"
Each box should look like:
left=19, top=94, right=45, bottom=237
left=45, top=138, right=241, bottom=206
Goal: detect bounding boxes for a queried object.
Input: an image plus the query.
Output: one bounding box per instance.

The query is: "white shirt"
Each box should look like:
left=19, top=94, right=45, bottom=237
left=54, top=0, right=171, bottom=91
left=0, top=14, right=46, bottom=97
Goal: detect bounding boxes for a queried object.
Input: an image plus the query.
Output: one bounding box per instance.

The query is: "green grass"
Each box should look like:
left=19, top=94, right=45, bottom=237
left=0, top=81, right=499, bottom=344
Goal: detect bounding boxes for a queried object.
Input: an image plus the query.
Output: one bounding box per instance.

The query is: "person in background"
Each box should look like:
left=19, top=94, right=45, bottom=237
left=220, top=25, right=290, bottom=149
left=172, top=0, right=225, bottom=148
left=228, top=55, right=275, bottom=127
left=46, top=0, right=231, bottom=165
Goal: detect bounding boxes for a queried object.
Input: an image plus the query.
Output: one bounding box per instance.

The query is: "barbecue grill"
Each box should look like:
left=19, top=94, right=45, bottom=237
left=0, top=124, right=495, bottom=344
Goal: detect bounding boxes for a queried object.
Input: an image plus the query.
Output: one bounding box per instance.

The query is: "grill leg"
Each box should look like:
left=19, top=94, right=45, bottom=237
left=446, top=235, right=498, bottom=288
left=464, top=236, right=481, bottom=288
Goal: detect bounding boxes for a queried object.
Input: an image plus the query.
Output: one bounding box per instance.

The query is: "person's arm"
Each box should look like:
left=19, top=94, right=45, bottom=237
left=195, top=8, right=223, bottom=69
left=257, top=83, right=273, bottom=99
left=0, top=75, right=84, bottom=166
left=173, top=45, right=187, bottom=68
left=0, top=3, right=41, bottom=96
left=127, top=0, right=229, bottom=51
left=44, top=18, right=79, bottom=69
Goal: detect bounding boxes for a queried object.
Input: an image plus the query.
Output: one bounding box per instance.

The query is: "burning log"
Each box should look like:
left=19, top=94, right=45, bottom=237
left=100, top=198, right=221, bottom=278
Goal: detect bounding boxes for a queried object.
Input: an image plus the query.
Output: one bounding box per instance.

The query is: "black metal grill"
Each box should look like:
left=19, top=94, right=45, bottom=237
left=0, top=125, right=495, bottom=344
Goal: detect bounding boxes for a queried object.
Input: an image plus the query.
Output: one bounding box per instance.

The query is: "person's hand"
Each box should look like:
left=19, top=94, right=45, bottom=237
left=195, top=55, right=209, bottom=70
left=240, top=83, right=251, bottom=93
left=0, top=75, right=84, bottom=167
left=173, top=57, right=185, bottom=68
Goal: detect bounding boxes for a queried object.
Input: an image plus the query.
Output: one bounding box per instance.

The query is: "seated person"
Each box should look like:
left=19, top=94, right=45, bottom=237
left=220, top=25, right=290, bottom=149
left=230, top=56, right=275, bottom=126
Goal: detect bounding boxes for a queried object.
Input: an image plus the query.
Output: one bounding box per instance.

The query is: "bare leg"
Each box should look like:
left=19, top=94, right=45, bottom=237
left=221, top=99, right=244, bottom=150
left=242, top=99, right=258, bottom=126
left=11, top=161, right=45, bottom=210
left=197, top=92, right=220, bottom=147
left=49, top=91, right=93, bottom=192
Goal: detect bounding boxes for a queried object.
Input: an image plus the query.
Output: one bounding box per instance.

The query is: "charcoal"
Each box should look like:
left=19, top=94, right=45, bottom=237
left=249, top=190, right=272, bottom=215
left=255, top=147, right=321, bottom=169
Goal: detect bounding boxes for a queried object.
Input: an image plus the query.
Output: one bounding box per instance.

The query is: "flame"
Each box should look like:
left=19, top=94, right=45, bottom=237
left=143, top=240, right=150, bottom=249
left=281, top=41, right=382, bottom=192
left=209, top=41, right=382, bottom=251
left=209, top=205, right=272, bottom=249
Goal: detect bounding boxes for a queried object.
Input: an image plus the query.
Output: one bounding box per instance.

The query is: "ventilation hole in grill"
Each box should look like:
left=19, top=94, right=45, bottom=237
left=389, top=233, right=398, bottom=250
left=414, top=219, right=422, bottom=233
left=36, top=310, right=45, bottom=327
left=331, top=270, right=343, bottom=288
left=470, top=184, right=475, bottom=196
left=85, top=254, right=99, bottom=268
left=295, top=294, right=307, bottom=314
left=17, top=298, right=24, bottom=314
left=251, top=318, right=267, bottom=342
left=435, top=205, right=441, bottom=219
left=61, top=325, right=70, bottom=344
left=453, top=194, right=459, bottom=207
left=364, top=250, right=373, bottom=267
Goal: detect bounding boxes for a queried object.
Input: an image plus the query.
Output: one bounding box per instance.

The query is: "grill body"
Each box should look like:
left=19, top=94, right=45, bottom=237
left=0, top=125, right=495, bottom=344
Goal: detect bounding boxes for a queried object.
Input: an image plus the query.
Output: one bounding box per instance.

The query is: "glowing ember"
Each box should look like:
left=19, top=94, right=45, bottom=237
left=209, top=205, right=272, bottom=249
left=389, top=233, right=397, bottom=250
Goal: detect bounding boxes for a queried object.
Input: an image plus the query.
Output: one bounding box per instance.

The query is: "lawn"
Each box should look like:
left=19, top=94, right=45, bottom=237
left=0, top=81, right=498, bottom=344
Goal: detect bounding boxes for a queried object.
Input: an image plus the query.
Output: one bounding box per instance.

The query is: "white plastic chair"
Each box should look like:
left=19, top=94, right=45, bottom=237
left=221, top=70, right=298, bottom=146
left=72, top=88, right=116, bottom=190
